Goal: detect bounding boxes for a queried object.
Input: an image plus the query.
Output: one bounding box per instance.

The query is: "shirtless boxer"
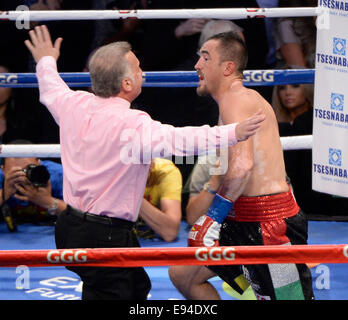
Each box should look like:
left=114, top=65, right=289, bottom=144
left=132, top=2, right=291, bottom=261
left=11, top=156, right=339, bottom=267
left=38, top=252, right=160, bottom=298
left=176, top=31, right=314, bottom=300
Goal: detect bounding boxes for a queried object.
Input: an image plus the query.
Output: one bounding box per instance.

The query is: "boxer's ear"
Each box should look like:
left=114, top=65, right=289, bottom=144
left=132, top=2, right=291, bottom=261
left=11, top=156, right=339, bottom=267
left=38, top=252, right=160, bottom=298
left=223, top=61, right=236, bottom=76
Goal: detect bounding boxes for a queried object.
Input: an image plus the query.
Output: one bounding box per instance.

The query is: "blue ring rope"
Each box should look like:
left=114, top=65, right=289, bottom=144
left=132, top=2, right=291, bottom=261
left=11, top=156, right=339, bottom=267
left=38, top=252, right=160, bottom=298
left=0, top=69, right=314, bottom=88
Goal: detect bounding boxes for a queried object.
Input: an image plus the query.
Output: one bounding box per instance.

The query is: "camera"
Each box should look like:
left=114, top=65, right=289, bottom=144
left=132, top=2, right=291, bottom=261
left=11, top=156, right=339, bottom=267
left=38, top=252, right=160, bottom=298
left=22, top=164, right=50, bottom=187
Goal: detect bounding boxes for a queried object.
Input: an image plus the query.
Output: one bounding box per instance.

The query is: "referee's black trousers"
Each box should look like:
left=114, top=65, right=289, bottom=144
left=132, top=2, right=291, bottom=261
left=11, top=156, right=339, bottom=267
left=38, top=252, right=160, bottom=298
left=55, top=205, right=151, bottom=300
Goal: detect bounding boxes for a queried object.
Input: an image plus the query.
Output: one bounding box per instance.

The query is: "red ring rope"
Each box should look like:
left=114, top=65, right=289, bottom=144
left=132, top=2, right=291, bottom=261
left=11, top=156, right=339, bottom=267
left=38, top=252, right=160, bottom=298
left=0, top=244, right=347, bottom=267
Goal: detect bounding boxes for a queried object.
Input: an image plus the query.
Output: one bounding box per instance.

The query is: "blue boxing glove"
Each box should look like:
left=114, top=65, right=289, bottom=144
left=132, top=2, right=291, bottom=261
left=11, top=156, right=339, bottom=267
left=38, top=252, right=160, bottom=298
left=188, top=194, right=234, bottom=247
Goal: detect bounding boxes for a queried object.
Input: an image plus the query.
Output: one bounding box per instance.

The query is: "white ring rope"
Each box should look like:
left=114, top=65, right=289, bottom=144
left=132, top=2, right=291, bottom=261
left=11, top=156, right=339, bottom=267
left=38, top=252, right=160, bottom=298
left=280, top=135, right=313, bottom=151
left=0, top=144, right=61, bottom=158
left=0, top=135, right=312, bottom=158
left=0, top=7, right=319, bottom=21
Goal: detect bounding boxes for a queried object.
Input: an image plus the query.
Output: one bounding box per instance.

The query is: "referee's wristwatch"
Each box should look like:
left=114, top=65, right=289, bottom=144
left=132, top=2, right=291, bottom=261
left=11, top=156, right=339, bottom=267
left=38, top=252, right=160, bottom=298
left=203, top=182, right=217, bottom=195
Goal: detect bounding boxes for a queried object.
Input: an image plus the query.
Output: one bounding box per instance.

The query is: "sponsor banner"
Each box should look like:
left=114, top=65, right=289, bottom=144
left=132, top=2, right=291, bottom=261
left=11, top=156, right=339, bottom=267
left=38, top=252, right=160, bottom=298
left=0, top=69, right=315, bottom=88
left=313, top=2, right=348, bottom=197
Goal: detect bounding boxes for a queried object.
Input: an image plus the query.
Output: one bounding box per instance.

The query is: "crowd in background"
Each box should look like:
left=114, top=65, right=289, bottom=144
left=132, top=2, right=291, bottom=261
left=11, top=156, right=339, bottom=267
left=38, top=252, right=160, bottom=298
left=1, top=0, right=347, bottom=226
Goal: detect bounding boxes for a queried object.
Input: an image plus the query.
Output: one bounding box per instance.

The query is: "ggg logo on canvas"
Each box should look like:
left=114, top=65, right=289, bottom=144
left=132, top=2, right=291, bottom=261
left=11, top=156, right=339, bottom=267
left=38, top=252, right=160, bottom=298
left=331, top=93, right=344, bottom=111
left=329, top=148, right=342, bottom=167
left=333, top=37, right=346, bottom=56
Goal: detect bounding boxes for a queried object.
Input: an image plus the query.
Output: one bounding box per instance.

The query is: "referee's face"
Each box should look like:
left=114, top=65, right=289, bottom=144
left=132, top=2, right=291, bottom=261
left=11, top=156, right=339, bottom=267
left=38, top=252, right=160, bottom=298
left=126, top=51, right=143, bottom=99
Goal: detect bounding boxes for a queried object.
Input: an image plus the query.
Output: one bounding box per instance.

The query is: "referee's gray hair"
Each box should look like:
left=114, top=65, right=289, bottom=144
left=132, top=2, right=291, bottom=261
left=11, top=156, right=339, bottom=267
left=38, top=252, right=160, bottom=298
left=88, top=42, right=133, bottom=98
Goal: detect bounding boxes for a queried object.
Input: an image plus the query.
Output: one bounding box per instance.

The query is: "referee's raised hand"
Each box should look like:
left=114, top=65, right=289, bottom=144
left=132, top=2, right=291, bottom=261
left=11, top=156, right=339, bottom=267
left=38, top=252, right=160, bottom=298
left=24, top=25, right=63, bottom=63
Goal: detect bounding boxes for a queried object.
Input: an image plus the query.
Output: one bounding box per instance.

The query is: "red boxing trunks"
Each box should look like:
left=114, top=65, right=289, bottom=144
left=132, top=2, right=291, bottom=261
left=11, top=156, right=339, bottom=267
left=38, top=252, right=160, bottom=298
left=208, top=188, right=314, bottom=300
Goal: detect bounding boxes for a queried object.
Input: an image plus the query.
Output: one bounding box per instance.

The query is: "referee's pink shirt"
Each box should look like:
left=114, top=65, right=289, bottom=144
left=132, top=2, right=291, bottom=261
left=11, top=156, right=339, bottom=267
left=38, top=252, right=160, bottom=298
left=36, top=56, right=238, bottom=222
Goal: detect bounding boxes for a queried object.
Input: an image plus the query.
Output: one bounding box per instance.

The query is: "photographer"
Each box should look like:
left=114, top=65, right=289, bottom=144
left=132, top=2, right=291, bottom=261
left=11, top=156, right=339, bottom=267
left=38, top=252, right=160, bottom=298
left=0, top=140, right=66, bottom=232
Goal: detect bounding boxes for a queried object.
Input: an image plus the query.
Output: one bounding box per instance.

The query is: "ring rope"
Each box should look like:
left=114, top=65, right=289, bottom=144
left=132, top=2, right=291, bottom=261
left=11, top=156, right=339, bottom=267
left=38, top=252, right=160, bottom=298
left=0, top=69, right=315, bottom=88
left=0, top=244, right=347, bottom=268
left=0, top=7, right=319, bottom=22
left=0, top=144, right=61, bottom=158
left=0, top=136, right=313, bottom=158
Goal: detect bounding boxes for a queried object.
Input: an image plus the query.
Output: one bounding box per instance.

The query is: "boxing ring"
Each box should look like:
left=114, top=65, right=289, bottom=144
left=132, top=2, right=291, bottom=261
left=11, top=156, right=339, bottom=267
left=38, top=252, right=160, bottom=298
left=1, top=6, right=348, bottom=301
left=2, top=221, right=348, bottom=300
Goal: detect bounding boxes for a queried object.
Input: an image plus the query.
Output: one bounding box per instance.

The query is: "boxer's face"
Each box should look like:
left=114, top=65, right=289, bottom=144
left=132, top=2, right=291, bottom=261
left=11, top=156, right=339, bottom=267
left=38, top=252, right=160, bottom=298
left=194, top=39, right=222, bottom=97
